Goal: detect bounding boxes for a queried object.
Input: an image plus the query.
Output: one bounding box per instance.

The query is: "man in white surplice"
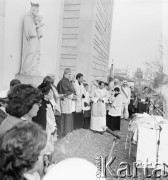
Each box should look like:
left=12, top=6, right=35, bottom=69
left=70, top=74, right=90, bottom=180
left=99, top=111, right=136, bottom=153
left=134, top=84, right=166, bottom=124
left=120, top=80, right=131, bottom=120
left=73, top=73, right=86, bottom=130
left=90, top=81, right=109, bottom=132
left=74, top=73, right=86, bottom=113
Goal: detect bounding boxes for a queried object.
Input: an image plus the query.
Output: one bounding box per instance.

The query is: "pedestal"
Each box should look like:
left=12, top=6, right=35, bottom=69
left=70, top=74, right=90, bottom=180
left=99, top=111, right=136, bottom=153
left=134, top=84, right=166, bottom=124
left=15, top=74, right=43, bottom=87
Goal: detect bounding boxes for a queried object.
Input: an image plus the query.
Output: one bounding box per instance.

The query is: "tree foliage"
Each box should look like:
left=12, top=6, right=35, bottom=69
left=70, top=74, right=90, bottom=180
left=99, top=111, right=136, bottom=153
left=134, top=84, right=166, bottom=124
left=145, top=60, right=164, bottom=88
left=134, top=67, right=143, bottom=79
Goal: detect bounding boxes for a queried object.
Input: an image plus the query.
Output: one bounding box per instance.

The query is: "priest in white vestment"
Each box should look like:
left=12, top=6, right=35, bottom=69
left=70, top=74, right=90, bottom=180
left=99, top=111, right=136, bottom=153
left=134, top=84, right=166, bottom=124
left=90, top=81, right=109, bottom=132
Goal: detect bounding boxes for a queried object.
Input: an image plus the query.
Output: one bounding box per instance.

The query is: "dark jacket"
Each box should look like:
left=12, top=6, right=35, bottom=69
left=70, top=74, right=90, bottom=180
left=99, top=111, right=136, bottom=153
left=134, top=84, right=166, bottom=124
left=32, top=98, right=52, bottom=130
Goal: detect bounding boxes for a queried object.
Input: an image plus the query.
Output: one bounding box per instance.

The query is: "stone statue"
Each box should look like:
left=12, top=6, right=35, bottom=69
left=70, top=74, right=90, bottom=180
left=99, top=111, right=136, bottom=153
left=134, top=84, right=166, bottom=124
left=20, top=2, right=44, bottom=76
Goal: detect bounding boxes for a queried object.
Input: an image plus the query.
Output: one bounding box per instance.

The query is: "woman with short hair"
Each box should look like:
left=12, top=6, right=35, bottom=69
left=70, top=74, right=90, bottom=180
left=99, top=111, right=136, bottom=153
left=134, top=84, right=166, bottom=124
left=0, top=84, right=42, bottom=134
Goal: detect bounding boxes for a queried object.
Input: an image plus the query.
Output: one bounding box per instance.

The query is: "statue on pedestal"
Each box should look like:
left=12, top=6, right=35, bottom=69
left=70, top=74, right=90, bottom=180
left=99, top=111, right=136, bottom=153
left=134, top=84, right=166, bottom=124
left=20, top=2, right=44, bottom=76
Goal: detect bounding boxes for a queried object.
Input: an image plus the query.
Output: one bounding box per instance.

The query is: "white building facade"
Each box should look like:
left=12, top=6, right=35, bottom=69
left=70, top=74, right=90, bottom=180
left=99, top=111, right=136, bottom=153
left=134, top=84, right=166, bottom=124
left=0, top=0, right=114, bottom=91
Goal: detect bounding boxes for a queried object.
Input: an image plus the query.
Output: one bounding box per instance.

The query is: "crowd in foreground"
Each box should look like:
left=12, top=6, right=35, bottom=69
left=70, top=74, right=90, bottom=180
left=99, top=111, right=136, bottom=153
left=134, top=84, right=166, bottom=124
left=0, top=68, right=154, bottom=180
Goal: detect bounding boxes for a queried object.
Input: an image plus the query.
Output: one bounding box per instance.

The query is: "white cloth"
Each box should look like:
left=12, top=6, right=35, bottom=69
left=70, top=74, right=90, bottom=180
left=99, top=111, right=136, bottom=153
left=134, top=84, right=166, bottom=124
left=90, top=116, right=106, bottom=132
left=133, top=126, right=157, bottom=165
left=74, top=81, right=86, bottom=112
left=51, top=85, right=61, bottom=113
left=90, top=88, right=109, bottom=131
left=46, top=103, right=57, bottom=153
left=60, top=94, right=73, bottom=114
left=120, top=86, right=130, bottom=119
left=120, top=86, right=131, bottom=104
left=108, top=81, right=114, bottom=90
left=128, top=113, right=165, bottom=132
left=108, top=94, right=123, bottom=117
left=91, top=88, right=109, bottom=104
left=132, top=119, right=168, bottom=167
left=74, top=81, right=86, bottom=97
left=71, top=100, right=76, bottom=112
left=121, top=104, right=129, bottom=119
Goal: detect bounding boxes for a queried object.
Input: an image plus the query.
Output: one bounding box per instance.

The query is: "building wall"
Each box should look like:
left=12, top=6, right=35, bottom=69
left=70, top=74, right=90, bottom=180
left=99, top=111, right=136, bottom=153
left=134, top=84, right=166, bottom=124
left=91, top=0, right=114, bottom=81
left=2, top=0, right=28, bottom=91
left=59, top=0, right=81, bottom=77
left=0, top=0, right=63, bottom=91
left=59, top=0, right=114, bottom=83
left=0, top=0, right=114, bottom=91
left=0, top=0, right=5, bottom=90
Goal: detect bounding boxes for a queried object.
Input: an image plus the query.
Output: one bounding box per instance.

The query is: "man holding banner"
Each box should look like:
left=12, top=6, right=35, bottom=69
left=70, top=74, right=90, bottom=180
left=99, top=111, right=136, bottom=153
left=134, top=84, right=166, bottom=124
left=120, top=80, right=131, bottom=120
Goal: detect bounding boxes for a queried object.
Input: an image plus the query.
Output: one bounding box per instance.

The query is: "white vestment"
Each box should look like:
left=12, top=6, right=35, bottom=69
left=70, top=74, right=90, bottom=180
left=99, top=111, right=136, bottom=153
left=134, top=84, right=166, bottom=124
left=90, top=88, right=109, bottom=131
left=74, top=81, right=86, bottom=112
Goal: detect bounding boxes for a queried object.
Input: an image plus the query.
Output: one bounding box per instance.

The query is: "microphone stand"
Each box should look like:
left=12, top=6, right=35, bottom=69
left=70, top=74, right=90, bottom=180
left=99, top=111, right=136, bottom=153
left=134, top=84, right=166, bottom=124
left=105, top=137, right=117, bottom=177
left=148, top=100, right=162, bottom=163
left=156, top=125, right=162, bottom=163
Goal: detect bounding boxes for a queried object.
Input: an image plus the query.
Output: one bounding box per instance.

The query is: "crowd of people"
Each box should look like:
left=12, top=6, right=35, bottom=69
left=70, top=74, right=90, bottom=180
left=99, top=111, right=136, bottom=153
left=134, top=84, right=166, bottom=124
left=0, top=68, right=153, bottom=137
left=0, top=67, right=154, bottom=180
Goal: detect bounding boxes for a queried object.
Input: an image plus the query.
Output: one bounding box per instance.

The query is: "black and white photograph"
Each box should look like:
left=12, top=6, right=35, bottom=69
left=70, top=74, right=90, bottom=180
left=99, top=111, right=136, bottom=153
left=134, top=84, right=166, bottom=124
left=0, top=0, right=168, bottom=179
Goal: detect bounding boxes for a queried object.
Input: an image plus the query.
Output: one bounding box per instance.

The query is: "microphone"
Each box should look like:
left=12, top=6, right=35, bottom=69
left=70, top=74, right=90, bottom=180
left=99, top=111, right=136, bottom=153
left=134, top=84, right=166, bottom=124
left=102, top=126, right=121, bottom=139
